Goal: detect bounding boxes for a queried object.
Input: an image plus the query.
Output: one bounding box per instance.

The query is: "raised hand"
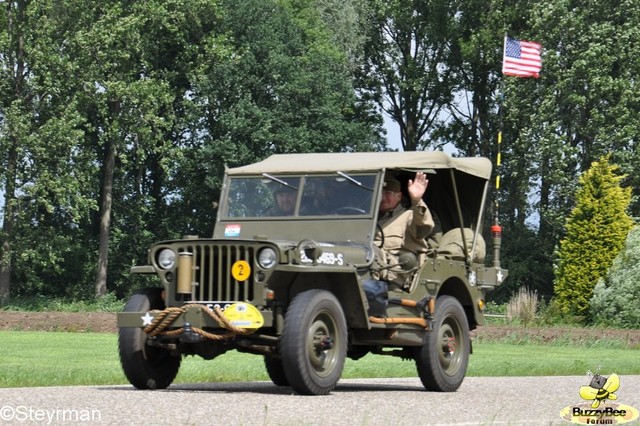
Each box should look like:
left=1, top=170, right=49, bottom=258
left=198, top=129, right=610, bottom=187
left=407, top=172, right=428, bottom=203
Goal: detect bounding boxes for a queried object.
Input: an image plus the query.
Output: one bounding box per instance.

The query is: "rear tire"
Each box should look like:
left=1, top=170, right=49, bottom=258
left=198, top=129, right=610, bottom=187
left=264, top=355, right=289, bottom=387
left=280, top=290, right=347, bottom=395
left=118, top=287, right=181, bottom=389
left=415, top=295, right=469, bottom=392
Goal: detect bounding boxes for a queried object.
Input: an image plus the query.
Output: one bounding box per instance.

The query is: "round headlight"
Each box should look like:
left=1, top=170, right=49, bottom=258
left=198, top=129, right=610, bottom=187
left=157, top=248, right=176, bottom=269
left=257, top=248, right=277, bottom=269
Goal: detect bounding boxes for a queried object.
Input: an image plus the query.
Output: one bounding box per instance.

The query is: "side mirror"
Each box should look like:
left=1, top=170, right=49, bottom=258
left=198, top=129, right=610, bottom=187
left=294, top=239, right=323, bottom=264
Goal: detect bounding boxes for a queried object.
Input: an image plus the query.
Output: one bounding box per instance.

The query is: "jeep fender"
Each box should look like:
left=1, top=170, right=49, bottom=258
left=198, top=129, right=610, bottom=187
left=437, top=276, right=481, bottom=330
left=272, top=268, right=370, bottom=329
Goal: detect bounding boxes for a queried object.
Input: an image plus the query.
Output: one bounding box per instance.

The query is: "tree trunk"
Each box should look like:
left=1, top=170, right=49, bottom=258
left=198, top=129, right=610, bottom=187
left=0, top=144, right=17, bottom=304
left=1, top=1, right=27, bottom=304
left=94, top=137, right=116, bottom=297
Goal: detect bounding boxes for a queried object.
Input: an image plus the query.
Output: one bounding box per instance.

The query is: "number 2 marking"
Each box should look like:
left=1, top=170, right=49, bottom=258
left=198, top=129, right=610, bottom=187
left=232, top=260, right=251, bottom=281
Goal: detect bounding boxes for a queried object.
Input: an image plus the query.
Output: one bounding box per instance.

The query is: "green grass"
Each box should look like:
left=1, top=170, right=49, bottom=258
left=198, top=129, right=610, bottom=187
left=1, top=330, right=638, bottom=388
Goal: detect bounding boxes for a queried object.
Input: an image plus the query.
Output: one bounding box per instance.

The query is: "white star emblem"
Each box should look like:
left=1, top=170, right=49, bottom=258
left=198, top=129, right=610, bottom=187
left=469, top=270, right=477, bottom=286
left=141, top=312, right=154, bottom=326
left=497, top=270, right=504, bottom=283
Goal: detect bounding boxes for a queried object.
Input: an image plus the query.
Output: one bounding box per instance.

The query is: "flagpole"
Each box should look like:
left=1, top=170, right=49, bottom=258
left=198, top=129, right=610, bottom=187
left=493, top=34, right=542, bottom=268
left=495, top=77, right=504, bottom=222
left=496, top=34, right=507, bottom=222
left=492, top=37, right=507, bottom=269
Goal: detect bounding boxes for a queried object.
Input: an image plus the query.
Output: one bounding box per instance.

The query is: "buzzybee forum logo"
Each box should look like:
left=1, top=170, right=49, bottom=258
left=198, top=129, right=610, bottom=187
left=560, top=369, right=639, bottom=424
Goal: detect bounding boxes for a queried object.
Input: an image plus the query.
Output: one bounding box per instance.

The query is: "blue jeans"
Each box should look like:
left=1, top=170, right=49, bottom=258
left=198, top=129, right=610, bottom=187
left=362, top=279, right=388, bottom=317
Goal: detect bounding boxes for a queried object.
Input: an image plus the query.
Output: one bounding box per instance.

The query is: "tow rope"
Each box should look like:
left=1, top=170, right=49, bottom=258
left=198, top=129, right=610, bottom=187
left=143, top=304, right=255, bottom=340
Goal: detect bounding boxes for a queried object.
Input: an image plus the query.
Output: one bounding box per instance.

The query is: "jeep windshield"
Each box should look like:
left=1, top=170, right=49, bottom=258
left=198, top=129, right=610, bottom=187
left=223, top=173, right=376, bottom=219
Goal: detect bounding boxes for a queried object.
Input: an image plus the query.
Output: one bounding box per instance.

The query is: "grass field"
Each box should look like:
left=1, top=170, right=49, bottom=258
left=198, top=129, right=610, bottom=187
left=0, top=330, right=638, bottom=388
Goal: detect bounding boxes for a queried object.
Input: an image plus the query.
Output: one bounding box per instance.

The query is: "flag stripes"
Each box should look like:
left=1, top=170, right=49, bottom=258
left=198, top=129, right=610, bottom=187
left=502, top=36, right=542, bottom=78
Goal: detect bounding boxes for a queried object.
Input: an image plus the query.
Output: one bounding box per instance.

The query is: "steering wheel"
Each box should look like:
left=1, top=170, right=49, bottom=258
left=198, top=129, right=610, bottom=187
left=330, top=206, right=366, bottom=215
left=375, top=223, right=385, bottom=248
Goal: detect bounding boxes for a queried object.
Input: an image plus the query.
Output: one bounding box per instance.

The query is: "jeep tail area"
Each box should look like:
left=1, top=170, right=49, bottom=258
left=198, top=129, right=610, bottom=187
left=117, top=151, right=508, bottom=395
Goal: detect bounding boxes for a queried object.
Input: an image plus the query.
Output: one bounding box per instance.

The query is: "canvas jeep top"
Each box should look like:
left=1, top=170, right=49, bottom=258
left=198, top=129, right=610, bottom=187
left=117, top=151, right=507, bottom=395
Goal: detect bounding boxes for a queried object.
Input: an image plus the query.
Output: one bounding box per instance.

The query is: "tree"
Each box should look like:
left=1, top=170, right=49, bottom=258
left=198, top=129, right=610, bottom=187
left=0, top=0, right=31, bottom=303
left=63, top=2, right=174, bottom=297
left=426, top=0, right=552, bottom=299
left=0, top=1, right=91, bottom=301
left=105, top=0, right=225, bottom=296
left=553, top=155, right=634, bottom=318
left=519, top=0, right=640, bottom=244
left=315, top=0, right=369, bottom=70
left=590, top=226, right=640, bottom=328
left=479, top=0, right=640, bottom=301
left=13, top=0, right=212, bottom=298
left=178, top=0, right=385, bottom=233
left=360, top=0, right=459, bottom=151
left=434, top=0, right=519, bottom=158
left=0, top=0, right=388, bottom=302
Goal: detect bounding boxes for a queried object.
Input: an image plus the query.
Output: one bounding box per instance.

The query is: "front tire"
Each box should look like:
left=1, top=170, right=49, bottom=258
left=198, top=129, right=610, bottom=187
left=415, top=295, right=470, bottom=392
left=280, top=290, right=347, bottom=395
left=118, top=287, right=181, bottom=389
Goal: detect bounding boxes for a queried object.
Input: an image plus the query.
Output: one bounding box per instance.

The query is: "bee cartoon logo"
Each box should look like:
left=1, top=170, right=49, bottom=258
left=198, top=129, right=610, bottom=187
left=559, top=368, right=639, bottom=424
left=579, top=371, right=619, bottom=408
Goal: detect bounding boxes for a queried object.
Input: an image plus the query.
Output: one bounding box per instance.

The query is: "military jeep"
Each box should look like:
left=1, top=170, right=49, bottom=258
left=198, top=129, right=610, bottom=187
left=117, top=151, right=507, bottom=395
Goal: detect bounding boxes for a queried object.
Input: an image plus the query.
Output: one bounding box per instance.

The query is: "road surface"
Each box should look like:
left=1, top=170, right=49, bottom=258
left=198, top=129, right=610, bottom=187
left=1, top=376, right=639, bottom=425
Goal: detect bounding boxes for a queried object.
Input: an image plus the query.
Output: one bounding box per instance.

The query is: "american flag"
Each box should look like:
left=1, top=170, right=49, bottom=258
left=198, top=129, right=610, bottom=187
left=502, top=36, right=542, bottom=78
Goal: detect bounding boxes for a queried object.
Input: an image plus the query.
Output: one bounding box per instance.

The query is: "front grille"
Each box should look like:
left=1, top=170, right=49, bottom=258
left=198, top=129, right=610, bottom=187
left=177, top=243, right=257, bottom=302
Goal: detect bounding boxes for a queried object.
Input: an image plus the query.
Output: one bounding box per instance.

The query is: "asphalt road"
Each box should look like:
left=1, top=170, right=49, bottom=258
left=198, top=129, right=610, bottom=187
left=1, top=376, right=639, bottom=425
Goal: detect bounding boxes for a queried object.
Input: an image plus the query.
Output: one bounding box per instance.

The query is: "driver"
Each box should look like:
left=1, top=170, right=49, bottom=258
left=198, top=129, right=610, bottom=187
left=364, top=172, right=434, bottom=315
left=269, top=186, right=296, bottom=216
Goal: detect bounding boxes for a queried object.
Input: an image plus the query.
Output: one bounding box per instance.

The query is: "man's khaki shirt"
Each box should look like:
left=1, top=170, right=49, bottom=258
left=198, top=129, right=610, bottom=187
left=375, top=199, right=435, bottom=287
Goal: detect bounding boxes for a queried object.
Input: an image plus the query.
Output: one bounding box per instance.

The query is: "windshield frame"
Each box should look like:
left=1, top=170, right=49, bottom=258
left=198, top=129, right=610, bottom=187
left=220, top=172, right=378, bottom=220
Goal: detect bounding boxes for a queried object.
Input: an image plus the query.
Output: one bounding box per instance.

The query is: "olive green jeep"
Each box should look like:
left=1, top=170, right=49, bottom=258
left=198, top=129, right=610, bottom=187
left=117, top=151, right=507, bottom=395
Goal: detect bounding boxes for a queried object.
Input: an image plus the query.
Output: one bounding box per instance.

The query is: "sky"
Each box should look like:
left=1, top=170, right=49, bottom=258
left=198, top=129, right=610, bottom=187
left=384, top=112, right=403, bottom=150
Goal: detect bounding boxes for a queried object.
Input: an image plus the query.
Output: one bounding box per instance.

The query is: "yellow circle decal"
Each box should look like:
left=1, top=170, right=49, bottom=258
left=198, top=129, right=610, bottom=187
left=231, top=260, right=251, bottom=281
left=223, top=303, right=264, bottom=329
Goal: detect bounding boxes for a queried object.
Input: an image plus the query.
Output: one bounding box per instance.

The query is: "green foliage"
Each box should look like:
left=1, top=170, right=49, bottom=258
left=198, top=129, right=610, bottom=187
left=1, top=0, right=384, bottom=301
left=485, top=298, right=589, bottom=327
left=554, top=155, right=634, bottom=318
left=1, top=292, right=123, bottom=312
left=360, top=0, right=460, bottom=151
left=491, top=0, right=640, bottom=304
left=489, top=223, right=555, bottom=302
left=176, top=0, right=384, bottom=233
left=484, top=301, right=506, bottom=316
left=434, top=0, right=518, bottom=158
left=3, top=0, right=640, bottom=304
left=590, top=226, right=640, bottom=328
left=535, top=298, right=584, bottom=326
